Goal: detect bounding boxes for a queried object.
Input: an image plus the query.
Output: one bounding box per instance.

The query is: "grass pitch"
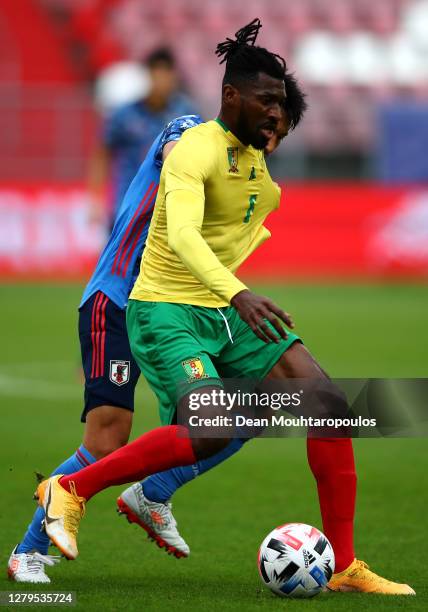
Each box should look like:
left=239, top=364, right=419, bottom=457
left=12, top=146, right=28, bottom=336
left=1, top=283, right=427, bottom=611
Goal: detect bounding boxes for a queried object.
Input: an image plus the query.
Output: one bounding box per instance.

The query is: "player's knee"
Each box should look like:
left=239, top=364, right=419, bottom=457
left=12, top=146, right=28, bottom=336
left=84, top=407, right=132, bottom=459
left=319, top=381, right=349, bottom=418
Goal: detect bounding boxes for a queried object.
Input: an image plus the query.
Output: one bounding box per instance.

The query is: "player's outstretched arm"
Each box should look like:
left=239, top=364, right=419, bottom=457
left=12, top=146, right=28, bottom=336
left=231, top=289, right=294, bottom=344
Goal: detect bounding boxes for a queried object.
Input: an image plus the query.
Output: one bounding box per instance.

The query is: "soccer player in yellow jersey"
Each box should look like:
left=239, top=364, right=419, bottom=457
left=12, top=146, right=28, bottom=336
left=36, top=20, right=414, bottom=595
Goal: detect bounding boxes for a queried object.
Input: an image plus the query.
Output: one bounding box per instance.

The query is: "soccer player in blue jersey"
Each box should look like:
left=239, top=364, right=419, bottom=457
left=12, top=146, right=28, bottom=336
left=8, top=110, right=292, bottom=583
left=89, top=48, right=197, bottom=227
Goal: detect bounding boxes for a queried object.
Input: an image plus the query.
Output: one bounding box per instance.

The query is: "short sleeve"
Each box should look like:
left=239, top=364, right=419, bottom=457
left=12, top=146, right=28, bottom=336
left=153, top=115, right=204, bottom=168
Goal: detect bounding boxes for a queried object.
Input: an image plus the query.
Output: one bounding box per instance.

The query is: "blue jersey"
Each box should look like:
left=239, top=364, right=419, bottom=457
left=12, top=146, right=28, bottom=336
left=104, top=95, right=197, bottom=215
left=81, top=115, right=203, bottom=310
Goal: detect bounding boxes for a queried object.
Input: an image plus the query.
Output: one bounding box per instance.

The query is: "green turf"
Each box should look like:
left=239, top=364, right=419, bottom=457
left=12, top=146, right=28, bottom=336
left=1, top=283, right=427, bottom=611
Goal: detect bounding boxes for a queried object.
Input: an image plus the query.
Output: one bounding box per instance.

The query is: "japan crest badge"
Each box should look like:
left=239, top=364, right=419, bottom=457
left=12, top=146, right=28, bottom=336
left=110, top=360, right=130, bottom=386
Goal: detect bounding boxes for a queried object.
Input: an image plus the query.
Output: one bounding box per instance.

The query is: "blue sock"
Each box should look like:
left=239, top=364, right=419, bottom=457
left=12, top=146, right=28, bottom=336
left=142, top=438, right=245, bottom=503
left=16, top=445, right=97, bottom=554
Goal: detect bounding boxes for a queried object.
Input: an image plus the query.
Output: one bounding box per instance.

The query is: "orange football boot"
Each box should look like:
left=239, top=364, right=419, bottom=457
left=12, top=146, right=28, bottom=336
left=327, top=559, right=415, bottom=595
left=35, top=476, right=85, bottom=560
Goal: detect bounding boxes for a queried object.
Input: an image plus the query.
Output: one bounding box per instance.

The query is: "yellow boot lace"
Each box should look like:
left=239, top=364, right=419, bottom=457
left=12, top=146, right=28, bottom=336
left=349, top=560, right=369, bottom=575
left=350, top=560, right=390, bottom=585
left=63, top=481, right=86, bottom=537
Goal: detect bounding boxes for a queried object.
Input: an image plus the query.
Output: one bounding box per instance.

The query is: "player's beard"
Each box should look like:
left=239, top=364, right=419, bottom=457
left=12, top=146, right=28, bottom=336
left=236, top=108, right=269, bottom=150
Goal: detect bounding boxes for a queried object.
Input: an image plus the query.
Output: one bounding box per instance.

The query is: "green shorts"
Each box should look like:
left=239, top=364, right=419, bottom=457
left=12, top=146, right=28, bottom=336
left=127, top=300, right=300, bottom=425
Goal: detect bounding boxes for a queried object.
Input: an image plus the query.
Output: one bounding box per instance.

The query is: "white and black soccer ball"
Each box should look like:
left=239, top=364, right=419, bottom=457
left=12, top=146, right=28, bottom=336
left=257, top=523, right=335, bottom=598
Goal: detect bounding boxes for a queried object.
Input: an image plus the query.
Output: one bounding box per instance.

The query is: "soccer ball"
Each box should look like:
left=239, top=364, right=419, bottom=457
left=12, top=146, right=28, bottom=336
left=257, top=523, right=335, bottom=598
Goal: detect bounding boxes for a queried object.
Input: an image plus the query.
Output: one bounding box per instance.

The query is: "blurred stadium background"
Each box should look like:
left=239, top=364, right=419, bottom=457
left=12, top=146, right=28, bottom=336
left=1, top=3, right=428, bottom=608
left=1, top=0, right=428, bottom=280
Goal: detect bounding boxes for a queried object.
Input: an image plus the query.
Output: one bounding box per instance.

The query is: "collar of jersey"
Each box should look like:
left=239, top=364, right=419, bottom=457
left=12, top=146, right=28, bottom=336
left=214, top=117, right=246, bottom=148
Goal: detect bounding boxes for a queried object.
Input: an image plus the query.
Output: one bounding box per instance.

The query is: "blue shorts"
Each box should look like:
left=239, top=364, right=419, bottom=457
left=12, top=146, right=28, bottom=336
left=78, top=291, right=140, bottom=422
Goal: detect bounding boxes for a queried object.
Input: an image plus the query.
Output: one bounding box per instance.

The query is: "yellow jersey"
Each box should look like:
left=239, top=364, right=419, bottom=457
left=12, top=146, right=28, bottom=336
left=130, top=119, right=281, bottom=308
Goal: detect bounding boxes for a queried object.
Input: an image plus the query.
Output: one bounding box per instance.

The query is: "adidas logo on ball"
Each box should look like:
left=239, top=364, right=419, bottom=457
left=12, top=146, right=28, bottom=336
left=303, top=549, right=316, bottom=568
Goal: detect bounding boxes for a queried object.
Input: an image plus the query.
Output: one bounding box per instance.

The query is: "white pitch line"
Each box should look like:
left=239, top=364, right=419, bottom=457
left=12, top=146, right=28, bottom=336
left=0, top=361, right=75, bottom=373
left=0, top=374, right=81, bottom=401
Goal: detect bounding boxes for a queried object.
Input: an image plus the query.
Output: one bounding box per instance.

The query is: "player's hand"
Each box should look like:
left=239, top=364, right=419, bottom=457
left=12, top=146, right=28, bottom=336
left=230, top=289, right=294, bottom=344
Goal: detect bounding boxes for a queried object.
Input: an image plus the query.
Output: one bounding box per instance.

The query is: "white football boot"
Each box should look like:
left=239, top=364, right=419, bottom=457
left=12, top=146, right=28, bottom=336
left=117, top=483, right=190, bottom=558
left=8, top=545, right=60, bottom=583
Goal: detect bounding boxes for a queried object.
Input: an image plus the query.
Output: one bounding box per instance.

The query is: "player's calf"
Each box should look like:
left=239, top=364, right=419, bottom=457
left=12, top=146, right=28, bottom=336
left=83, top=405, right=133, bottom=459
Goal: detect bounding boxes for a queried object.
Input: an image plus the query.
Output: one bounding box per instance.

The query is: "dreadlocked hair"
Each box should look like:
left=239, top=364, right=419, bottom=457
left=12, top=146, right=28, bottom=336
left=216, top=18, right=286, bottom=86
left=283, top=71, right=308, bottom=131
